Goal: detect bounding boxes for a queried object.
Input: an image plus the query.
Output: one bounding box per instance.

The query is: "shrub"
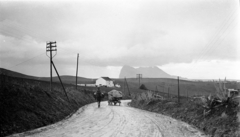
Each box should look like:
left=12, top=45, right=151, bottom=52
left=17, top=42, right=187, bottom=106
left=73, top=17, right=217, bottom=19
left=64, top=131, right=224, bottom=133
left=139, top=84, right=148, bottom=90
left=201, top=78, right=239, bottom=116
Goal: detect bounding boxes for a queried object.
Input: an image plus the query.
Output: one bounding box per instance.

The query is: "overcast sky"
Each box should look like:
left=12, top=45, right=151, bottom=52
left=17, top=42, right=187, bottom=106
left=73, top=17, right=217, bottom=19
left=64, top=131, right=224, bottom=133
left=0, top=0, right=239, bottom=79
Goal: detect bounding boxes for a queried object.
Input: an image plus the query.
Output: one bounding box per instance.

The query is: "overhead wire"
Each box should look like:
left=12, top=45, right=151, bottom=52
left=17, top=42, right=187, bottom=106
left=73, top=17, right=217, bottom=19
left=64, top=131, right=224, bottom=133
left=0, top=29, right=47, bottom=70
left=195, top=8, right=238, bottom=62
left=185, top=8, right=239, bottom=79
left=3, top=45, right=81, bottom=70
left=7, top=52, right=46, bottom=69
left=198, top=9, right=238, bottom=61
left=0, top=23, right=80, bottom=70
left=201, top=18, right=238, bottom=61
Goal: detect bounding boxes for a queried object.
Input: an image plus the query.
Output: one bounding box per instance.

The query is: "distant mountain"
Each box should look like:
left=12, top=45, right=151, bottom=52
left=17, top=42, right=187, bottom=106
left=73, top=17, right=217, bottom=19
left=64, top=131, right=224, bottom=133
left=119, top=65, right=174, bottom=78
left=0, top=68, right=95, bottom=84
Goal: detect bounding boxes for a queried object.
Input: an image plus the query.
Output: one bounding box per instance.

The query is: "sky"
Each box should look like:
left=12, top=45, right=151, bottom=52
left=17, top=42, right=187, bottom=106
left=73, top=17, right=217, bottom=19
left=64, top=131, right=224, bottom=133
left=0, top=0, right=239, bottom=79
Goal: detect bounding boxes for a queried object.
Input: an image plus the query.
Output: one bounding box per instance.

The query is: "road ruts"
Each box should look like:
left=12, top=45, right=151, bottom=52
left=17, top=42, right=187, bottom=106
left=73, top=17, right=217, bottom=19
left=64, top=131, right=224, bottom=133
left=9, top=100, right=207, bottom=137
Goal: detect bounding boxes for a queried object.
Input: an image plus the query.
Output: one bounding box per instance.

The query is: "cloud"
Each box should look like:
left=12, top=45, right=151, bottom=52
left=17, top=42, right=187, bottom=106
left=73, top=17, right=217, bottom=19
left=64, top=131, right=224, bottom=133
left=0, top=0, right=239, bottom=78
left=161, top=60, right=240, bottom=79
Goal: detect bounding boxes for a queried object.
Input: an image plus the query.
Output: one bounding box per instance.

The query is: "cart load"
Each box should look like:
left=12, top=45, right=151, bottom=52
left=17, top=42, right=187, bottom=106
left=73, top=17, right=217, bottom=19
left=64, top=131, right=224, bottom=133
left=108, top=90, right=123, bottom=105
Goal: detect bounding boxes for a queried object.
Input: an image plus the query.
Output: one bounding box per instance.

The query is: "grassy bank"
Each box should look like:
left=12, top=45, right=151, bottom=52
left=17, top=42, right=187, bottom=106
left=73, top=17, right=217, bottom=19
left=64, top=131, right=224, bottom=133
left=0, top=75, right=96, bottom=137
left=130, top=97, right=239, bottom=137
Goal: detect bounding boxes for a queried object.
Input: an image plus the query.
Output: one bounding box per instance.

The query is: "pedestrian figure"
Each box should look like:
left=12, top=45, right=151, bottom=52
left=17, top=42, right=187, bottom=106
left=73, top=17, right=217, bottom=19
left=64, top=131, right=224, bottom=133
left=94, top=87, right=104, bottom=108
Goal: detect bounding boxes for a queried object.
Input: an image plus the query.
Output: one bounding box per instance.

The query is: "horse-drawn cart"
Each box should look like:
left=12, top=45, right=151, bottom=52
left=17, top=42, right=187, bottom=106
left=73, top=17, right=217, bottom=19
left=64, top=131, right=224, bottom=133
left=108, top=90, right=123, bottom=106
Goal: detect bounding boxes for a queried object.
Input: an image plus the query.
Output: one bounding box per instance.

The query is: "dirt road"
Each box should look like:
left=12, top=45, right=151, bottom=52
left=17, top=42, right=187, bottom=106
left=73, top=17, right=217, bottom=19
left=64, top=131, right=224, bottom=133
left=10, top=100, right=206, bottom=137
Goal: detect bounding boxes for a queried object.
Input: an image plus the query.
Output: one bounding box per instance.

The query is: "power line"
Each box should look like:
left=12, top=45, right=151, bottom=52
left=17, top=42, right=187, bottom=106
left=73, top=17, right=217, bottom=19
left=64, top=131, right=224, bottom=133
left=7, top=52, right=45, bottom=69
left=201, top=20, right=238, bottom=61
left=5, top=45, right=80, bottom=71
left=195, top=8, right=238, bottom=62
left=185, top=8, right=239, bottom=77
left=198, top=10, right=238, bottom=61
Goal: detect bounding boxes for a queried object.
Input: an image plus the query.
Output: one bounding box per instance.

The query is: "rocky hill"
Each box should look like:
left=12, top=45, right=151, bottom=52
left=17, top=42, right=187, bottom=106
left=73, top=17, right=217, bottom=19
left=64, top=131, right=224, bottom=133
left=119, top=65, right=174, bottom=78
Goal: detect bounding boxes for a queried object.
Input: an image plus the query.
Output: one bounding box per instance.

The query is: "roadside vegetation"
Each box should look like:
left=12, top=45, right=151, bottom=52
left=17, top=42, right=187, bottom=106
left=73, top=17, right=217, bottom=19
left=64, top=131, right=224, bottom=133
left=1, top=68, right=239, bottom=137
left=0, top=74, right=96, bottom=137
left=130, top=80, right=240, bottom=137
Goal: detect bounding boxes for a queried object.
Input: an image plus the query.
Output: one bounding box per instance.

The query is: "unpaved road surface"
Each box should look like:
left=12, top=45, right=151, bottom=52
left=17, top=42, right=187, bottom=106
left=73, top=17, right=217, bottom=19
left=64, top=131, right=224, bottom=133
left=10, top=100, right=206, bottom=137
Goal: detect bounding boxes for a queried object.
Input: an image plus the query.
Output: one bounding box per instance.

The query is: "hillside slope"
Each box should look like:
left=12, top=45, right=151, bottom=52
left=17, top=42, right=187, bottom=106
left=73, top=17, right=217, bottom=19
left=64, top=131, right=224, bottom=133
left=0, top=74, right=96, bottom=136
left=0, top=68, right=36, bottom=79
left=114, top=78, right=238, bottom=97
left=0, top=68, right=95, bottom=85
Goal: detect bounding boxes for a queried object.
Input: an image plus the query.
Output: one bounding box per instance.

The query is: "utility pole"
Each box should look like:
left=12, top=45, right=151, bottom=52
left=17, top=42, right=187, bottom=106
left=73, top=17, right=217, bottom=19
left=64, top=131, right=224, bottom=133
left=46, top=41, right=57, bottom=91
left=178, top=76, right=180, bottom=104
left=125, top=77, right=131, bottom=97
left=136, top=74, right=142, bottom=87
left=162, top=82, right=165, bottom=93
left=46, top=41, right=69, bottom=101
left=168, top=87, right=170, bottom=98
left=123, top=78, right=125, bottom=93
left=76, top=53, right=79, bottom=89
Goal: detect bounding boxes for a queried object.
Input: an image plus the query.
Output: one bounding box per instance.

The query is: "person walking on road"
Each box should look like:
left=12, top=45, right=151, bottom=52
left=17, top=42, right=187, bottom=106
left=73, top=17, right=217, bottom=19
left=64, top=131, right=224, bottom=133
left=94, top=87, right=104, bottom=108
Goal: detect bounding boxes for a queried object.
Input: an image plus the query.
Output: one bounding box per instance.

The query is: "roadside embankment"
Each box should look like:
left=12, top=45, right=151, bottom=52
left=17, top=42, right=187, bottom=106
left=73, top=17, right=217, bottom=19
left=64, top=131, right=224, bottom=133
left=0, top=75, right=96, bottom=137
left=130, top=94, right=239, bottom=137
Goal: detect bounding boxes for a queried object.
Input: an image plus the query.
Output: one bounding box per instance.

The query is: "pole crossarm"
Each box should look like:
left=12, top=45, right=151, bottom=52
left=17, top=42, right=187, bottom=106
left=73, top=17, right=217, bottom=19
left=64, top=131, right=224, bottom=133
left=45, top=41, right=60, bottom=96
left=46, top=41, right=57, bottom=58
left=46, top=41, right=57, bottom=91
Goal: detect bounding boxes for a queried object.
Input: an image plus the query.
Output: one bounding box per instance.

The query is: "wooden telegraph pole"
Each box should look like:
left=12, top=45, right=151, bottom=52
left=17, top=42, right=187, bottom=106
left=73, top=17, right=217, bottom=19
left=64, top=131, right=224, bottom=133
left=76, top=53, right=79, bottom=89
left=123, top=78, right=125, bottom=93
left=125, top=77, right=131, bottom=97
left=178, top=76, right=180, bottom=104
left=46, top=41, right=57, bottom=91
left=46, top=41, right=69, bottom=101
left=168, top=87, right=170, bottom=98
left=136, top=74, right=142, bottom=87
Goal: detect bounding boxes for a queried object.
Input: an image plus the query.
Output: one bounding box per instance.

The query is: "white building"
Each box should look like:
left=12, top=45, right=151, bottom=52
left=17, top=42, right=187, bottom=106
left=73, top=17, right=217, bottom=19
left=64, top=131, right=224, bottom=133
left=115, top=84, right=121, bottom=88
left=96, top=77, right=114, bottom=87
left=77, top=84, right=96, bottom=87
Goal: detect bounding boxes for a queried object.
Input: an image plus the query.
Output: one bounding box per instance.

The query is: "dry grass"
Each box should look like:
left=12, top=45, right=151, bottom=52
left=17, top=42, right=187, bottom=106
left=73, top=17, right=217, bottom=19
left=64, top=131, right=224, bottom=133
left=0, top=75, right=96, bottom=136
